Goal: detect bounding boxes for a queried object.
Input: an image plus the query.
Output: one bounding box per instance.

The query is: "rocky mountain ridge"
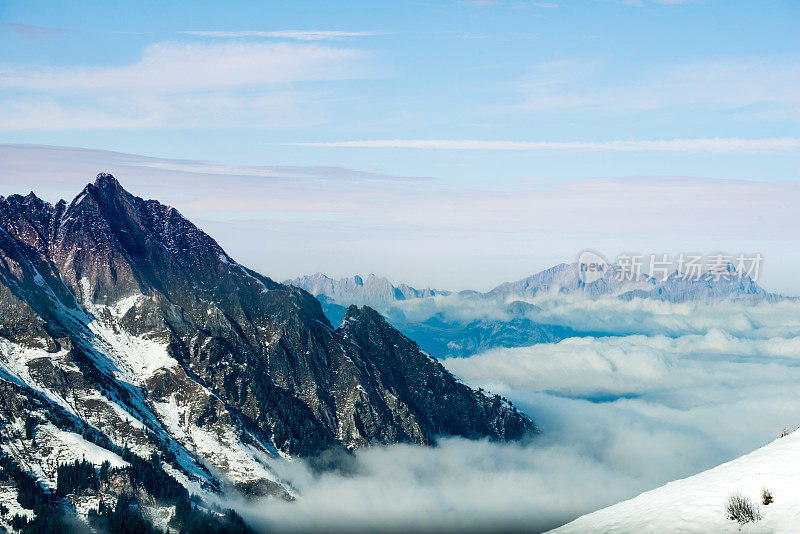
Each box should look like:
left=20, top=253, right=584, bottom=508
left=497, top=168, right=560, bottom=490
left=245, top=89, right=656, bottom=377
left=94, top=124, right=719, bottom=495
left=0, top=174, right=533, bottom=532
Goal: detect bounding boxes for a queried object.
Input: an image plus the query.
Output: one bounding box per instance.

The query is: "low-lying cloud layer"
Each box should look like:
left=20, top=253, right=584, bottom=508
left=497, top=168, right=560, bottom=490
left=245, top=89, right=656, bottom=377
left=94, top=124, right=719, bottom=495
left=241, top=438, right=646, bottom=533
left=238, top=298, right=800, bottom=533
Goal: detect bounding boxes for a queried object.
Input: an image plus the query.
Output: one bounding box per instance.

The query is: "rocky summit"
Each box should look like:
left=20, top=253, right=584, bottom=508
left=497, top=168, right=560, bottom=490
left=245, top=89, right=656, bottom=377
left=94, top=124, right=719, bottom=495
left=0, top=173, right=533, bottom=532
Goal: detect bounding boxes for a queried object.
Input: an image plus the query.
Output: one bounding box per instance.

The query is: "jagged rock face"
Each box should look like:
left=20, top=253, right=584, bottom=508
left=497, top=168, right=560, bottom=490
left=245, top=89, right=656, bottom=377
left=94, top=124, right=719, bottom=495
left=339, top=306, right=532, bottom=441
left=0, top=173, right=534, bottom=509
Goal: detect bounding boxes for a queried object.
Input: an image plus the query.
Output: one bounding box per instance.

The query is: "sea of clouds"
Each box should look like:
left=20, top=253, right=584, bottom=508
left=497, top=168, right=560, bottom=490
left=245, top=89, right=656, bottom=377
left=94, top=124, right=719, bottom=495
left=239, top=297, right=800, bottom=533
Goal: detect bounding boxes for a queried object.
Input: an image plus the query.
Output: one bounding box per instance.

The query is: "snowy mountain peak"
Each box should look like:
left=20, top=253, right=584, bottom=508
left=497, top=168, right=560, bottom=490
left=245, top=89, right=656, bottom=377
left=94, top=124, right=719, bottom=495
left=0, top=173, right=532, bottom=531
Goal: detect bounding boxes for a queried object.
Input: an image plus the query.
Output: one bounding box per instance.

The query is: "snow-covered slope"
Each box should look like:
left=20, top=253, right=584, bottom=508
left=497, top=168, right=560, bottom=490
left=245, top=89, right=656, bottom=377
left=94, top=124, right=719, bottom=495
left=552, top=431, right=800, bottom=533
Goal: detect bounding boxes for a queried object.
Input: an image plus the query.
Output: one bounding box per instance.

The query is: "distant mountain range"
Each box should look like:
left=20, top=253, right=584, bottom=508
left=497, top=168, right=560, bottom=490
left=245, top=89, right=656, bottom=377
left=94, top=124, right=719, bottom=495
left=289, top=262, right=783, bottom=309
left=286, top=272, right=450, bottom=308
left=0, top=174, right=532, bottom=532
left=287, top=262, right=786, bottom=358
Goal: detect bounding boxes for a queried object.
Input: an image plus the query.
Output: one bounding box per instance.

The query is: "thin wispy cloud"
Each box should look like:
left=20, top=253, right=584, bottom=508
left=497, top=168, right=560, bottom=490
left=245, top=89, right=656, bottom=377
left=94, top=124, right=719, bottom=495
left=0, top=41, right=371, bottom=92
left=0, top=22, right=74, bottom=42
left=0, top=144, right=425, bottom=189
left=0, top=41, right=375, bottom=130
left=286, top=137, right=800, bottom=153
left=180, top=30, right=386, bottom=40
left=510, top=57, right=800, bottom=117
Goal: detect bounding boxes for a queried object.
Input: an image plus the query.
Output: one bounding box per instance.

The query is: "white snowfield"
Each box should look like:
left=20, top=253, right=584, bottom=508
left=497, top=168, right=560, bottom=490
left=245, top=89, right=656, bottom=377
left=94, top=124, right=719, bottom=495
left=552, top=430, right=800, bottom=533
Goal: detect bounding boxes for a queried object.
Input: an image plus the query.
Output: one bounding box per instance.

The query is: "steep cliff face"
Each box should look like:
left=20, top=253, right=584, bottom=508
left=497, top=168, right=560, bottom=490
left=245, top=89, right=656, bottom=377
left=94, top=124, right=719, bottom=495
left=338, top=305, right=532, bottom=441
left=0, top=173, right=534, bottom=531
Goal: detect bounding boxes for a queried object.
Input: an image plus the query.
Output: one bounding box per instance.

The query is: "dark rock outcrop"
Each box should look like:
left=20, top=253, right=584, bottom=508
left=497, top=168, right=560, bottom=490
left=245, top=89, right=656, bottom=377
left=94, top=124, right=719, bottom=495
left=0, top=173, right=534, bottom=458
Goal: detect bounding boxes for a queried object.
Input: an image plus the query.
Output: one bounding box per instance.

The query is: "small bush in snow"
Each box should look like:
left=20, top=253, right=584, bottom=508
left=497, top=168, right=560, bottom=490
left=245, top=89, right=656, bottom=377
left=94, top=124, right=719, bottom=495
left=762, top=487, right=774, bottom=505
left=725, top=492, right=762, bottom=525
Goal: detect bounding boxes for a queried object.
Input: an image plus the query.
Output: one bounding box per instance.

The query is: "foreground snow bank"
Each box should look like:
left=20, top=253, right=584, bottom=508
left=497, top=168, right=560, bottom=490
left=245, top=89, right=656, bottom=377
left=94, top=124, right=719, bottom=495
left=551, top=430, right=800, bottom=533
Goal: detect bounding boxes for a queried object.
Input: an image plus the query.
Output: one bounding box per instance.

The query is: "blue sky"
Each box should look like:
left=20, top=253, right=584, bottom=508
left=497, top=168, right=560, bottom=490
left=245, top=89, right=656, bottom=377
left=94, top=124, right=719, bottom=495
left=1, top=0, right=798, bottom=182
left=1, top=1, right=799, bottom=291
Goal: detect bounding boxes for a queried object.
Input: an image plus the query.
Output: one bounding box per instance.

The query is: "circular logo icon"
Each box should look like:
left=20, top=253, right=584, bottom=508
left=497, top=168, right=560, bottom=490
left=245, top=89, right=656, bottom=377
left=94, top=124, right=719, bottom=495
left=577, top=249, right=608, bottom=284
